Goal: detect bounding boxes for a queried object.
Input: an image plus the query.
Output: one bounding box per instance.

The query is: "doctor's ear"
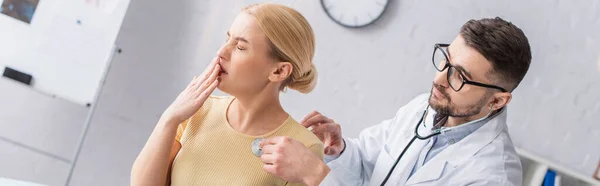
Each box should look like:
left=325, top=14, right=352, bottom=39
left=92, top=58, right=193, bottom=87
left=491, top=92, right=512, bottom=110
left=268, top=62, right=293, bottom=83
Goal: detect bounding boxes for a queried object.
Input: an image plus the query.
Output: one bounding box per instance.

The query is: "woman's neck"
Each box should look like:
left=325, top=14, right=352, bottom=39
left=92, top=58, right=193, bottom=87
left=227, top=91, right=288, bottom=136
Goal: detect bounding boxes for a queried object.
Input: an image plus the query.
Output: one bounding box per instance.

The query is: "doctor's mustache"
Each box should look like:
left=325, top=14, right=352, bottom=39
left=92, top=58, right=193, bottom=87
left=432, top=83, right=451, bottom=101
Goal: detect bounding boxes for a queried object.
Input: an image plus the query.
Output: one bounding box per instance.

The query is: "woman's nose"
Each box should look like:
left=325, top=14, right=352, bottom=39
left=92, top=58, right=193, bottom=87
left=216, top=44, right=231, bottom=61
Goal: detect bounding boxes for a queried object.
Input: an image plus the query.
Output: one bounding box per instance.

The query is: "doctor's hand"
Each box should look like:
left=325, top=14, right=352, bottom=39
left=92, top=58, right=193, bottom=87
left=260, top=136, right=330, bottom=186
left=301, top=111, right=345, bottom=156
left=159, top=57, right=221, bottom=126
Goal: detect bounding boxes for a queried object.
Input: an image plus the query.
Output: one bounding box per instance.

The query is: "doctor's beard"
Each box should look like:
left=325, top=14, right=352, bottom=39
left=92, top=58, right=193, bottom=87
left=428, top=84, right=489, bottom=118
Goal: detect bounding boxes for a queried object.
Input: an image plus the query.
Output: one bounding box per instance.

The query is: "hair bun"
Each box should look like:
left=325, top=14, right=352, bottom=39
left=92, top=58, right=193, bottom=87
left=288, top=63, right=317, bottom=93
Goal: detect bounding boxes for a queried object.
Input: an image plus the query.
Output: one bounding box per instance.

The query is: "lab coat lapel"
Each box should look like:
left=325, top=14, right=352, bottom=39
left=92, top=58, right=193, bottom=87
left=404, top=159, right=447, bottom=185
left=392, top=136, right=427, bottom=185
left=446, top=110, right=507, bottom=166
left=384, top=107, right=437, bottom=185
left=404, top=109, right=508, bottom=185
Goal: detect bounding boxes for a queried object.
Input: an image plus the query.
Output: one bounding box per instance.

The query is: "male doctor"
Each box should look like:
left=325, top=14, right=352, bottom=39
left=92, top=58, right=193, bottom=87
left=259, top=17, right=532, bottom=186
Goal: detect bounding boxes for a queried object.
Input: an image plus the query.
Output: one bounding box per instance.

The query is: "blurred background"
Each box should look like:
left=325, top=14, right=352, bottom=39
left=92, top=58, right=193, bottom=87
left=1, top=0, right=599, bottom=185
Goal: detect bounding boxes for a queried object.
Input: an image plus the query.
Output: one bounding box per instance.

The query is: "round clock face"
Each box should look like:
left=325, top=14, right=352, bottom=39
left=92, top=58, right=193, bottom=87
left=321, top=0, right=389, bottom=28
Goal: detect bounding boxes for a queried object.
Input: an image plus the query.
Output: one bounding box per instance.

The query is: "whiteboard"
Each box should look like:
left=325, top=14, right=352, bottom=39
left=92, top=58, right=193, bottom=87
left=0, top=0, right=130, bottom=105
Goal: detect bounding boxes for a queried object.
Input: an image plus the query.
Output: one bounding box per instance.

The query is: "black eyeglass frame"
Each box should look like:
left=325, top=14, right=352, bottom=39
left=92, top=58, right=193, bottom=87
left=432, top=43, right=508, bottom=92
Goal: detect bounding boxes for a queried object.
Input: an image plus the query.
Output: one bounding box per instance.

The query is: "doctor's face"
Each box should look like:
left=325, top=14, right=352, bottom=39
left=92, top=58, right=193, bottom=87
left=429, top=35, right=495, bottom=117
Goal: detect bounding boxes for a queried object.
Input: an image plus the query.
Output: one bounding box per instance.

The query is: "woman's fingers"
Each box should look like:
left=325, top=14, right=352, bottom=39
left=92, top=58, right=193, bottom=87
left=190, top=58, right=217, bottom=88
left=197, top=78, right=219, bottom=102
left=193, top=58, right=221, bottom=92
left=205, top=63, right=221, bottom=87
left=189, top=57, right=219, bottom=91
left=195, top=63, right=221, bottom=95
left=198, top=57, right=220, bottom=83
left=184, top=76, right=198, bottom=90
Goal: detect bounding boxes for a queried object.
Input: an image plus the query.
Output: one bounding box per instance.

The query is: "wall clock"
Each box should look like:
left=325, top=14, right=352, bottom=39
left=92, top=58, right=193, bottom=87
left=320, top=0, right=390, bottom=28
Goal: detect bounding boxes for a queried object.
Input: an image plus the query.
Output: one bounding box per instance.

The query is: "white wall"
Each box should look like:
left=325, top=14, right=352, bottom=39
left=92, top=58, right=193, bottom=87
left=0, top=0, right=128, bottom=184
left=0, top=77, right=86, bottom=185
left=0, top=0, right=599, bottom=185
left=0, top=0, right=130, bottom=105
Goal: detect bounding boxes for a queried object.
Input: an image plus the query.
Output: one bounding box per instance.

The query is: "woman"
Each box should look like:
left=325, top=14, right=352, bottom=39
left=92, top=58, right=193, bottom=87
left=131, top=3, right=323, bottom=186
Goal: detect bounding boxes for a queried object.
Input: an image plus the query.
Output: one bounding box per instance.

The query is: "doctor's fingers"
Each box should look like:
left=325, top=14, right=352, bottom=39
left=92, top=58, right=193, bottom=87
left=260, top=136, right=293, bottom=148
left=301, top=114, right=334, bottom=128
left=260, top=143, right=282, bottom=155
left=310, top=122, right=341, bottom=135
left=300, top=110, right=322, bottom=124
left=260, top=153, right=277, bottom=165
left=263, top=164, right=280, bottom=175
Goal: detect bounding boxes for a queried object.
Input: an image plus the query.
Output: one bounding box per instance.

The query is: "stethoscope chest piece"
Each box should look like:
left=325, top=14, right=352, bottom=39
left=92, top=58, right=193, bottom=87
left=251, top=138, right=264, bottom=157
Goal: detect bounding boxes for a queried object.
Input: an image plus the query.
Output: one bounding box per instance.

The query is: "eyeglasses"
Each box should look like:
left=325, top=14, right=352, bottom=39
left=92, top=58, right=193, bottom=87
left=432, top=43, right=508, bottom=92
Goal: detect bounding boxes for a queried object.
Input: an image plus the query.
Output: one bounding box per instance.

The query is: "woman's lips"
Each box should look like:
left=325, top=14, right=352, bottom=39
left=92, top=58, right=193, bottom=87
left=219, top=65, right=228, bottom=74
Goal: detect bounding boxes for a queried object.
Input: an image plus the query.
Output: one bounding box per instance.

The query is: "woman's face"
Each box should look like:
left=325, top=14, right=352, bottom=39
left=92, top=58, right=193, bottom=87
left=217, top=12, right=281, bottom=96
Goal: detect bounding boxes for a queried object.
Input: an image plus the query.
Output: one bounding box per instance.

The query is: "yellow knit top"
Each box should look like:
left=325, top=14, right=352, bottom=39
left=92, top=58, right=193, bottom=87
left=171, top=96, right=324, bottom=186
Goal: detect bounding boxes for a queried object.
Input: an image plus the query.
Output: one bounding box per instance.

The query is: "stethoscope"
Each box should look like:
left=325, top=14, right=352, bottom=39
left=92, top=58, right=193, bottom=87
left=379, top=104, right=495, bottom=186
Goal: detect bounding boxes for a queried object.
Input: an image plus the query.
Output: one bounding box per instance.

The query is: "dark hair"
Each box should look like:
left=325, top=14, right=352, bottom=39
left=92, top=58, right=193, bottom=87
left=460, top=17, right=532, bottom=92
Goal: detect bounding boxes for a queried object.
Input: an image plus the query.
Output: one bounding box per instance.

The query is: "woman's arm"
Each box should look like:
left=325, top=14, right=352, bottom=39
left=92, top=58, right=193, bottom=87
left=130, top=57, right=222, bottom=186
left=165, top=140, right=182, bottom=185
left=131, top=119, right=180, bottom=186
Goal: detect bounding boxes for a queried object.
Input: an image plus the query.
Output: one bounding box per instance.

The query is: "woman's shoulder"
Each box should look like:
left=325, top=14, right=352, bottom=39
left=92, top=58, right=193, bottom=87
left=280, top=118, right=324, bottom=150
left=281, top=119, right=324, bottom=159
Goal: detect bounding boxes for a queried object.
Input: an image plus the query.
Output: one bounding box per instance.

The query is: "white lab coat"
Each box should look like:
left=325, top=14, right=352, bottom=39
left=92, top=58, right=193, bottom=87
left=321, top=94, right=522, bottom=186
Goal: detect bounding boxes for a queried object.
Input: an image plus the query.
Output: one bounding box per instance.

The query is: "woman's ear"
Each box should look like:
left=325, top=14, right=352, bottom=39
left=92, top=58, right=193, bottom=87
left=268, top=62, right=293, bottom=82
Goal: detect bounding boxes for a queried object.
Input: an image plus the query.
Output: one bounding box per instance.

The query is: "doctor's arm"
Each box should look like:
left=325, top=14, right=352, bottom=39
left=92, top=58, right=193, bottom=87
left=259, top=95, right=424, bottom=186
left=258, top=110, right=404, bottom=186
left=299, top=109, right=404, bottom=185
left=260, top=137, right=329, bottom=186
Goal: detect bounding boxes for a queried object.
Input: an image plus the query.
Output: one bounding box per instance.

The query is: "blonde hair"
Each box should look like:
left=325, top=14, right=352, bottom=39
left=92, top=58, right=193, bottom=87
left=243, top=3, right=317, bottom=94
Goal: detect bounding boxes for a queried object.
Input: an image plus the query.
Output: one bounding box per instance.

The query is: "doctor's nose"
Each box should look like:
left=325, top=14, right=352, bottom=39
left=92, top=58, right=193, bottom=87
left=432, top=69, right=449, bottom=88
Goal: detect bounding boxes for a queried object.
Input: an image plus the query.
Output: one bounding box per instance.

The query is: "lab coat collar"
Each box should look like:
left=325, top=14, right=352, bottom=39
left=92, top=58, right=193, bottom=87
left=405, top=107, right=508, bottom=185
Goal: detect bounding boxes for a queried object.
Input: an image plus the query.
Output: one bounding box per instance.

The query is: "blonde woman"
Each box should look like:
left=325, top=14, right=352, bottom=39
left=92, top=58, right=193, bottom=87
left=130, top=3, right=324, bottom=186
